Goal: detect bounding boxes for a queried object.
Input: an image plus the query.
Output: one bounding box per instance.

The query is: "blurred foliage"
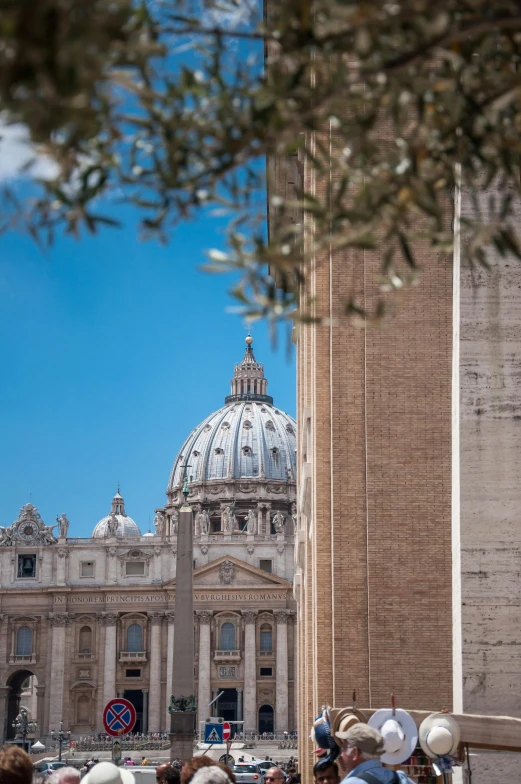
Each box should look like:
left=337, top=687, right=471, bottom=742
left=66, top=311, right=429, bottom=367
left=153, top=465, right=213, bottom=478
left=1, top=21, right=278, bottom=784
left=2, top=0, right=521, bottom=322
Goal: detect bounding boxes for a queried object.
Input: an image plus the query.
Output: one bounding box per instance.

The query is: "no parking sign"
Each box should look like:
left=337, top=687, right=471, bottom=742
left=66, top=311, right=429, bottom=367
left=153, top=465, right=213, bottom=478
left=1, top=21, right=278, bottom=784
left=103, top=698, right=137, bottom=737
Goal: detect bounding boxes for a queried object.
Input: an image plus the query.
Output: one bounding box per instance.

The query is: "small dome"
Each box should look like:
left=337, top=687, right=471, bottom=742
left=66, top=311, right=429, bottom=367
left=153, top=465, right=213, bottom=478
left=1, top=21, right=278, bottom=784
left=92, top=490, right=141, bottom=538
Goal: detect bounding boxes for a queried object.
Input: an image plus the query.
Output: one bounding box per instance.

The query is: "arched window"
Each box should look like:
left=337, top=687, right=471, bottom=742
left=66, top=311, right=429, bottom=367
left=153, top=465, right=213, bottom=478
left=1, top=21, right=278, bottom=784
left=79, top=626, right=92, bottom=654
left=220, top=622, right=235, bottom=651
left=16, top=626, right=32, bottom=656
left=260, top=624, right=272, bottom=653
left=126, top=623, right=143, bottom=652
left=77, top=695, right=90, bottom=724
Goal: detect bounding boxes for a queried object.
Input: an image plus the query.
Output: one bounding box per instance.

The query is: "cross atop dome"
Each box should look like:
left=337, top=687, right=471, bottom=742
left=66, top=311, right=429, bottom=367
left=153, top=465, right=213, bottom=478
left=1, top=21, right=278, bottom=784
left=225, top=335, right=274, bottom=405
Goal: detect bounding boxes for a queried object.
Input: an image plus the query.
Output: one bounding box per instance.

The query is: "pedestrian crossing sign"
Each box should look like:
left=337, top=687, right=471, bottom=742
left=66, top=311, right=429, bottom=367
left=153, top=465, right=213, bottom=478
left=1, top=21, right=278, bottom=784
left=205, top=723, right=224, bottom=743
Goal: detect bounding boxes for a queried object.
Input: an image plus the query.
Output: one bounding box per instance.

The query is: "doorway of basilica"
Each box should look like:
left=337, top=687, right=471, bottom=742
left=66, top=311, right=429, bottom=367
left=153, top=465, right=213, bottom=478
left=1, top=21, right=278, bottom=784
left=258, top=705, right=274, bottom=734
left=122, top=690, right=144, bottom=734
left=6, top=670, right=38, bottom=741
left=216, top=689, right=237, bottom=723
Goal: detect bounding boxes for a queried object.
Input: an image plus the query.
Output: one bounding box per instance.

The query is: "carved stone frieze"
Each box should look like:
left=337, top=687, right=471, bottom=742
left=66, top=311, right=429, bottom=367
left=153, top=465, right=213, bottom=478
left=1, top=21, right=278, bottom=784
left=1, top=504, right=58, bottom=547
left=165, top=611, right=175, bottom=623
left=273, top=610, right=290, bottom=625
left=100, top=613, right=118, bottom=627
left=57, top=548, right=68, bottom=559
left=117, top=549, right=152, bottom=562
left=242, top=610, right=258, bottom=624
left=247, top=545, right=255, bottom=555
left=48, top=612, right=72, bottom=627
left=149, top=612, right=164, bottom=625
left=196, top=611, right=213, bottom=625
left=219, top=560, right=236, bottom=584
left=200, top=544, right=209, bottom=555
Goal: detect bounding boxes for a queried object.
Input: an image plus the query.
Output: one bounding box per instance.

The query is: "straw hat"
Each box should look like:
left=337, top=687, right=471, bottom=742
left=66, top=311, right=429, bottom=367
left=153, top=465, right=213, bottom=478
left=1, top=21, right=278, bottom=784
left=367, top=708, right=418, bottom=765
left=331, top=707, right=367, bottom=746
left=419, top=713, right=461, bottom=758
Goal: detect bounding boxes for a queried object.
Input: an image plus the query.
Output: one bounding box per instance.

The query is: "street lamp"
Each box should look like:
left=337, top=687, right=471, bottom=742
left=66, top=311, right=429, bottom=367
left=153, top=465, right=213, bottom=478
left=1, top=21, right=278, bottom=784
left=50, top=721, right=71, bottom=762
left=12, top=707, right=38, bottom=751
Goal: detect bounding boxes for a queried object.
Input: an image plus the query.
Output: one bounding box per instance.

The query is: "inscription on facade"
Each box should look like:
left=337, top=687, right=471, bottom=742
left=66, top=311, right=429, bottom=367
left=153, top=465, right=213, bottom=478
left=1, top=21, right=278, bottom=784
left=54, top=594, right=166, bottom=604
left=53, top=591, right=283, bottom=605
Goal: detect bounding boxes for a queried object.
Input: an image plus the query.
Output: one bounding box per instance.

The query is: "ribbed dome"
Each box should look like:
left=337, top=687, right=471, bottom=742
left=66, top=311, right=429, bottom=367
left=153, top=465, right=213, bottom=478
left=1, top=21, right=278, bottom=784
left=92, top=491, right=141, bottom=538
left=168, top=337, right=296, bottom=489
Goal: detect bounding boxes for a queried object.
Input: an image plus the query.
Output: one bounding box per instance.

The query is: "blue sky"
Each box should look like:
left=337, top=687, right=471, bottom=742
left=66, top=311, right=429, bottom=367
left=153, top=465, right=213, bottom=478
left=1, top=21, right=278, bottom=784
left=0, top=207, right=295, bottom=537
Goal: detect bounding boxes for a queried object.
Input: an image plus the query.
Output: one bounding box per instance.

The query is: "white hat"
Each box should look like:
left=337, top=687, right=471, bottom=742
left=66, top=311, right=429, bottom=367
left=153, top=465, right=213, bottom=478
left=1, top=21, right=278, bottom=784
left=367, top=709, right=418, bottom=765
left=419, top=713, right=461, bottom=758
left=83, top=762, right=135, bottom=784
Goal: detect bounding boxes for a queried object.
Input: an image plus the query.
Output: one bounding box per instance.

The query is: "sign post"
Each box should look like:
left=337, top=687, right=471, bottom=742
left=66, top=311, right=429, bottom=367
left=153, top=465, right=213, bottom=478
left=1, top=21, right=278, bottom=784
left=103, top=698, right=137, bottom=763
left=204, top=721, right=224, bottom=744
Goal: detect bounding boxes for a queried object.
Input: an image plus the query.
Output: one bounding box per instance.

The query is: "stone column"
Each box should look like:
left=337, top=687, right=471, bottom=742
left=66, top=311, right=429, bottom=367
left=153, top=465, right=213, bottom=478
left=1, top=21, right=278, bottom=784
left=196, top=611, right=213, bottom=731
left=0, top=687, right=10, bottom=745
left=56, top=548, right=68, bottom=586
left=274, top=611, right=289, bottom=732
left=153, top=548, right=162, bottom=582
left=107, top=548, right=117, bottom=584
left=48, top=613, right=71, bottom=730
left=256, top=505, right=263, bottom=536
left=237, top=688, right=243, bottom=723
left=165, top=612, right=175, bottom=730
left=242, top=611, right=257, bottom=733
left=102, top=613, right=118, bottom=709
left=142, top=689, right=149, bottom=734
left=148, top=612, right=164, bottom=733
left=36, top=685, right=45, bottom=735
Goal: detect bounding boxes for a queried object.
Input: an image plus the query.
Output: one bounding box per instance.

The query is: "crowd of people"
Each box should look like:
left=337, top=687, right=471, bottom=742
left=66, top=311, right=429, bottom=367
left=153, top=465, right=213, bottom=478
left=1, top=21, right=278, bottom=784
left=0, top=721, right=414, bottom=784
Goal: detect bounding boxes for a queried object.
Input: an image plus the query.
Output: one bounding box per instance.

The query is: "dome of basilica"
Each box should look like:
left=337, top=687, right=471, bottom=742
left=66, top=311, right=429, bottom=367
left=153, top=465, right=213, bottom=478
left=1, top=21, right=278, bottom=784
left=92, top=490, right=141, bottom=538
left=168, top=338, right=296, bottom=489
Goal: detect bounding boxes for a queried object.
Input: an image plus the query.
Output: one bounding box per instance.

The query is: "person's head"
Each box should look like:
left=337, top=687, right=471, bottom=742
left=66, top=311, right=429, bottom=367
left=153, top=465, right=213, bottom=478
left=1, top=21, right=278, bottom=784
left=162, top=769, right=181, bottom=784
left=264, top=768, right=284, bottom=784
left=48, top=768, right=81, bottom=784
left=337, top=725, right=384, bottom=774
left=313, top=760, right=339, bottom=784
left=157, top=765, right=181, bottom=784
left=181, top=758, right=235, bottom=784
left=0, top=745, right=33, bottom=784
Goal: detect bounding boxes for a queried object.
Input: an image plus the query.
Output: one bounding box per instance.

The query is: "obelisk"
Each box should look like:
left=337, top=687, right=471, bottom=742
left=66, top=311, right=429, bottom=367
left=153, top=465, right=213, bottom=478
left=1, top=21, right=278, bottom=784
left=169, top=471, right=196, bottom=761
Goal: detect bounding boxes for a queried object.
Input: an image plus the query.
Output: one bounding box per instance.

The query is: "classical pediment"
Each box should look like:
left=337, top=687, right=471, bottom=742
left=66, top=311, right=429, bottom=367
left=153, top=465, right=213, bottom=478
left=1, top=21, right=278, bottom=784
left=165, top=555, right=291, bottom=590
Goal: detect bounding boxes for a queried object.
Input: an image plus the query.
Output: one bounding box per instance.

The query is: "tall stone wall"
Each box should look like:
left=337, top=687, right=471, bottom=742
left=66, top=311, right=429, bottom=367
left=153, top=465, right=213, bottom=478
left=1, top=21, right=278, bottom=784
left=459, top=199, right=521, bottom=781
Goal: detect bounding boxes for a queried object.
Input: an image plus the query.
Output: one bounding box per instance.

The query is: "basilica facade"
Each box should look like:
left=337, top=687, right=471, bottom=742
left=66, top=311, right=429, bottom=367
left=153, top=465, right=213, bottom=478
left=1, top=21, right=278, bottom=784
left=0, top=337, right=296, bottom=743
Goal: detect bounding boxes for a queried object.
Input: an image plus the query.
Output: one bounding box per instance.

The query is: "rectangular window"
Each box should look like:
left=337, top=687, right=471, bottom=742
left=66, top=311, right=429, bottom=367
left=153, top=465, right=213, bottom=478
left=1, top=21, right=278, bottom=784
left=80, top=561, right=94, bottom=578
left=125, top=669, right=141, bottom=678
left=125, top=561, right=145, bottom=576
left=259, top=559, right=272, bottom=574
left=260, top=667, right=273, bottom=677
left=17, top=555, right=36, bottom=579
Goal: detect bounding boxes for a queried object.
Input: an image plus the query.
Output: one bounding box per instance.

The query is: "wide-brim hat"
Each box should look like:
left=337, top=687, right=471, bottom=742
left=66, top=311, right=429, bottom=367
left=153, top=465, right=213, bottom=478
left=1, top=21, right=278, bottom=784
left=367, top=708, right=418, bottom=765
left=84, top=762, right=135, bottom=784
left=419, top=713, right=461, bottom=758
left=331, top=707, right=367, bottom=746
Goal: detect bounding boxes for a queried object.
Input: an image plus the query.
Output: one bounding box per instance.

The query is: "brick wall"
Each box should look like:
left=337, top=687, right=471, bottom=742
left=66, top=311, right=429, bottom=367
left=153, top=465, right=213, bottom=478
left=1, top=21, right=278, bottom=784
left=293, top=121, right=454, bottom=782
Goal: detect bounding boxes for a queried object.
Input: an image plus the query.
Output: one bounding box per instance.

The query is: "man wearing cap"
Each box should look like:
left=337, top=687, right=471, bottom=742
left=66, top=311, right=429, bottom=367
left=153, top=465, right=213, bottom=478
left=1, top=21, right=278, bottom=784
left=336, top=724, right=415, bottom=784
